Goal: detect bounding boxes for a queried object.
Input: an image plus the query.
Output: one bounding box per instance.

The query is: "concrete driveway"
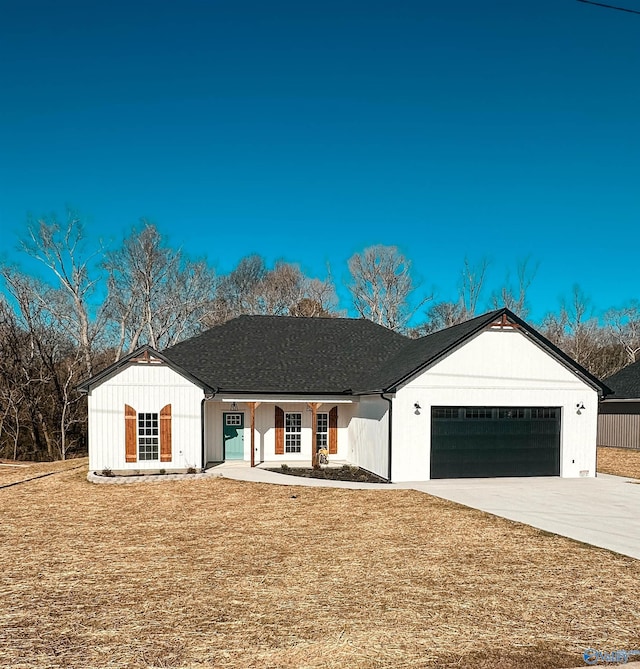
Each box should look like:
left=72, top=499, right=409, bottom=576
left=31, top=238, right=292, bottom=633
left=410, top=474, right=640, bottom=560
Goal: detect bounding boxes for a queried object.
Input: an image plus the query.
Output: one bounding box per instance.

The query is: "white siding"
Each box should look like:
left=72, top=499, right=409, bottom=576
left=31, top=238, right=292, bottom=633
left=204, top=401, right=354, bottom=463
left=348, top=395, right=390, bottom=479
left=391, top=329, right=599, bottom=482
left=88, top=363, right=203, bottom=472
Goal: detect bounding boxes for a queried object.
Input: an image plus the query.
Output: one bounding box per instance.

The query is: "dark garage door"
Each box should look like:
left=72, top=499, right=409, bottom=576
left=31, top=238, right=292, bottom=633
left=431, top=407, right=560, bottom=479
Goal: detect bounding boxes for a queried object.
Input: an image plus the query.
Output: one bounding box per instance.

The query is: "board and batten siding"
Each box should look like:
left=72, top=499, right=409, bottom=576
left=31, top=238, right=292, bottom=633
left=348, top=396, right=390, bottom=480
left=87, top=363, right=203, bottom=472
left=391, top=328, right=599, bottom=482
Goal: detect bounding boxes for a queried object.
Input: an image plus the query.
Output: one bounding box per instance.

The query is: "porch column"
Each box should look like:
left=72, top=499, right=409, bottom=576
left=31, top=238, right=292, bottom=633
left=308, top=402, right=322, bottom=467
left=248, top=402, right=260, bottom=467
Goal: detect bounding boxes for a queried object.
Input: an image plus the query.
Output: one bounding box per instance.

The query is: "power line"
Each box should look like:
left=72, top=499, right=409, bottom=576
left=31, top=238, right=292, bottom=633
left=576, top=0, right=640, bottom=15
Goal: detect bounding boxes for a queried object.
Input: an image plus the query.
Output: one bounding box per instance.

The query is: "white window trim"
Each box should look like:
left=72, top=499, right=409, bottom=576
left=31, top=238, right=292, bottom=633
left=316, top=412, right=329, bottom=451
left=138, top=412, right=159, bottom=461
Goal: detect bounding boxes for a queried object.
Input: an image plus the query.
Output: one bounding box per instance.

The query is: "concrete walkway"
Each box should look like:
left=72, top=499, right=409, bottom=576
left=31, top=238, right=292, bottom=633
left=214, top=463, right=640, bottom=560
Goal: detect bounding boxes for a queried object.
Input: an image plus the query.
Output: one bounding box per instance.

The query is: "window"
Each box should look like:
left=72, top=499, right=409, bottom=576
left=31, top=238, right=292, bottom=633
left=433, top=408, right=460, bottom=419
left=226, top=413, right=242, bottom=426
left=138, top=412, right=159, bottom=460
left=285, top=412, right=302, bottom=453
left=465, top=408, right=493, bottom=420
left=531, top=408, right=558, bottom=419
left=498, top=408, right=526, bottom=419
left=316, top=412, right=328, bottom=451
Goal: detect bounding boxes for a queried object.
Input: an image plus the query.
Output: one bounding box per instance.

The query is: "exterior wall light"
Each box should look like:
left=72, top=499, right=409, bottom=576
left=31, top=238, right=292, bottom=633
left=576, top=402, right=585, bottom=415
left=414, top=402, right=421, bottom=415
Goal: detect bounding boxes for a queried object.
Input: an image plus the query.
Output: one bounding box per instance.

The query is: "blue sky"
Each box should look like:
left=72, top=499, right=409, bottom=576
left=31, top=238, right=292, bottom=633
left=1, top=0, right=639, bottom=323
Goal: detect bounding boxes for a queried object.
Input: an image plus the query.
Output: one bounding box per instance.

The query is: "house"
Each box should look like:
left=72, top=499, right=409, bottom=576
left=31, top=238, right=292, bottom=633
left=77, top=308, right=608, bottom=482
left=598, top=360, right=640, bottom=449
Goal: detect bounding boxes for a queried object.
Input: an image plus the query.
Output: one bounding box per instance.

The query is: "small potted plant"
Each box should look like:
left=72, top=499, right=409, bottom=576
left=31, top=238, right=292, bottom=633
left=317, top=447, right=329, bottom=467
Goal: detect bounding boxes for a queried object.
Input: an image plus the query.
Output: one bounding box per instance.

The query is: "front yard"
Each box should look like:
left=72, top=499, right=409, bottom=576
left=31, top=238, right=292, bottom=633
left=0, top=459, right=639, bottom=668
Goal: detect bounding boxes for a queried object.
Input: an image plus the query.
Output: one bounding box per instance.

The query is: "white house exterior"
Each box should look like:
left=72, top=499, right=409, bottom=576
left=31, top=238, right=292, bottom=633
left=389, top=327, right=598, bottom=482
left=85, top=354, right=204, bottom=473
left=79, top=309, right=606, bottom=481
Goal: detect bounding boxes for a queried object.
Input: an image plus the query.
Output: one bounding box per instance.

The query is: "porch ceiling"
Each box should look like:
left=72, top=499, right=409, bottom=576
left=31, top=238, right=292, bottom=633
left=215, top=396, right=356, bottom=403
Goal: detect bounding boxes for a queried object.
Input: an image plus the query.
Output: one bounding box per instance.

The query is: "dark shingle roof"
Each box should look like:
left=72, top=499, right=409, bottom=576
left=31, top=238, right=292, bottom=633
left=604, top=360, right=640, bottom=399
left=162, top=315, right=409, bottom=394
left=79, top=309, right=610, bottom=396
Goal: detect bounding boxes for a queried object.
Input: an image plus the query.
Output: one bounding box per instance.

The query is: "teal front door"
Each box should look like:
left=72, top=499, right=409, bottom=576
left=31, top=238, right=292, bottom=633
left=223, top=413, right=245, bottom=460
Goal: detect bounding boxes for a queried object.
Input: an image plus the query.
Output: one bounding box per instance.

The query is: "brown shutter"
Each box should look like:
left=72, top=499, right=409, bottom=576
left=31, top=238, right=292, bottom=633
left=125, top=404, right=137, bottom=463
left=329, top=406, right=338, bottom=455
left=275, top=406, right=284, bottom=455
left=160, top=404, right=172, bottom=462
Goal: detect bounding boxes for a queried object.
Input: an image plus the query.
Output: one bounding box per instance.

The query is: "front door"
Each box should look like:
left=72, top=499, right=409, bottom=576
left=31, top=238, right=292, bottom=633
left=223, top=413, right=245, bottom=460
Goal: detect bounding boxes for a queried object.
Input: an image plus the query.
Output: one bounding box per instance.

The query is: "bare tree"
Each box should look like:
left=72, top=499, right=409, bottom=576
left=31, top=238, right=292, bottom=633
left=604, top=302, right=640, bottom=367
left=541, top=286, right=623, bottom=378
left=103, top=222, right=216, bottom=358
left=20, top=209, right=104, bottom=376
left=211, top=256, right=339, bottom=322
left=261, top=262, right=307, bottom=315
left=0, top=271, right=87, bottom=460
left=411, top=257, right=488, bottom=336
left=415, top=301, right=466, bottom=335
left=290, top=276, right=340, bottom=317
left=491, top=257, right=539, bottom=317
left=347, top=245, right=430, bottom=331
left=459, top=257, right=489, bottom=318
left=209, top=255, right=266, bottom=323
left=264, top=262, right=339, bottom=317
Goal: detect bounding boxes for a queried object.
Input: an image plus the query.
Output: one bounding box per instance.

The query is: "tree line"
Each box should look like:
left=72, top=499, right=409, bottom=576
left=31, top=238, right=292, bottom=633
left=0, top=210, right=637, bottom=461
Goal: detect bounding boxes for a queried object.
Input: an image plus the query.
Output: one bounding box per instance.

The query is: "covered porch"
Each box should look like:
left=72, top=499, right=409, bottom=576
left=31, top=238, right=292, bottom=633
left=203, top=395, right=358, bottom=468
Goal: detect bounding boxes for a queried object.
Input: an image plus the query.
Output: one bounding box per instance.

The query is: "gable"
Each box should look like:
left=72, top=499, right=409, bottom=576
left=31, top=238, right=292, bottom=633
left=95, top=361, right=202, bottom=392
left=401, top=328, right=595, bottom=392
left=77, top=347, right=212, bottom=395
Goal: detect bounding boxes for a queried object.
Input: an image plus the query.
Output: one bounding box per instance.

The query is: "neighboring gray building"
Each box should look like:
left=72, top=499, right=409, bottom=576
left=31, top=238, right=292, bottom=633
left=599, top=361, right=640, bottom=449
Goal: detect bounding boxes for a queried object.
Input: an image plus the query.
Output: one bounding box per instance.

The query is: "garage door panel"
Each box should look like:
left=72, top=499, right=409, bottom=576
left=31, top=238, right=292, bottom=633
left=431, top=406, right=560, bottom=478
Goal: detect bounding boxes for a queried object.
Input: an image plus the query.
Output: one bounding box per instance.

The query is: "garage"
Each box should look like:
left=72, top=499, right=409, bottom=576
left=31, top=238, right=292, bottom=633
left=430, top=406, right=561, bottom=479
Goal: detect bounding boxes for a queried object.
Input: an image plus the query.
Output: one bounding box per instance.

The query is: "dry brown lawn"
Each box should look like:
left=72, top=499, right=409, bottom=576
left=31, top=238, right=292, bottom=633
left=1, top=463, right=639, bottom=669
left=597, top=446, right=640, bottom=479
left=0, top=458, right=86, bottom=486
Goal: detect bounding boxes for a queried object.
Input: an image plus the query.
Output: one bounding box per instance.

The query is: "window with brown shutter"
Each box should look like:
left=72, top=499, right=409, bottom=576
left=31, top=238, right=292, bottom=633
left=329, top=406, right=338, bottom=455
left=275, top=406, right=284, bottom=455
left=125, top=404, right=137, bottom=462
left=160, top=404, right=172, bottom=462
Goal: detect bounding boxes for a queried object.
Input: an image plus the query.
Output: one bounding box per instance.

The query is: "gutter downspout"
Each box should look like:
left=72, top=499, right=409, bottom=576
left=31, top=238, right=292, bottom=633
left=381, top=393, right=393, bottom=483
left=201, top=391, right=216, bottom=472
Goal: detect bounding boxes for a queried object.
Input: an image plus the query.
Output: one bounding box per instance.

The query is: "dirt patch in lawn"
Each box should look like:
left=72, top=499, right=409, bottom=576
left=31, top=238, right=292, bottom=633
left=597, top=446, right=640, bottom=479
left=1, top=463, right=639, bottom=669
left=266, top=464, right=389, bottom=484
